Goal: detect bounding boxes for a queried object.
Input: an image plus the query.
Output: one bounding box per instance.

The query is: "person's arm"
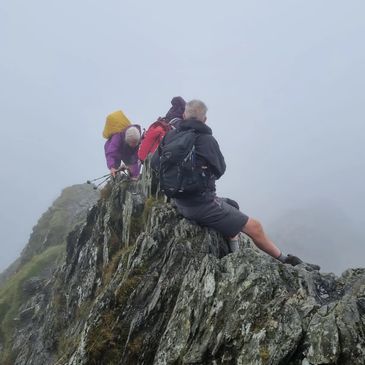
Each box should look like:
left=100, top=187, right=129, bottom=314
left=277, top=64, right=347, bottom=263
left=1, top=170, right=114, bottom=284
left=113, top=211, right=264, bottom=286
left=104, top=133, right=123, bottom=171
left=199, top=136, right=226, bottom=179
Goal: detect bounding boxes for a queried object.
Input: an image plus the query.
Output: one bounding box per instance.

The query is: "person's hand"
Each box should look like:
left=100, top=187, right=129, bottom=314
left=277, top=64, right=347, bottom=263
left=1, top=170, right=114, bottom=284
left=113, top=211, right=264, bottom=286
left=110, top=167, right=118, bottom=177
left=119, top=162, right=127, bottom=171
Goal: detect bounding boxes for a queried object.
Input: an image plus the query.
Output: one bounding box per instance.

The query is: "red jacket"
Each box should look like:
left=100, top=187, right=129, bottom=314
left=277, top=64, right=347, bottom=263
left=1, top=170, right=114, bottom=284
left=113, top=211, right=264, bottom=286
left=138, top=120, right=171, bottom=161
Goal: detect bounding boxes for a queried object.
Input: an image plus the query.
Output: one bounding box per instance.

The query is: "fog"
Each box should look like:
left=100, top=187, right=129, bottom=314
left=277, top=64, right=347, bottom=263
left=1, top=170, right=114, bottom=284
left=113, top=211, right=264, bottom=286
left=1, top=0, right=364, bottom=274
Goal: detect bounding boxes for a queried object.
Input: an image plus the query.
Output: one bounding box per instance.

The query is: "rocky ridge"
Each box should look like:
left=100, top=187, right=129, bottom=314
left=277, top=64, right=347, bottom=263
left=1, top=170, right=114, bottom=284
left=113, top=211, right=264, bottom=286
left=2, top=162, right=365, bottom=365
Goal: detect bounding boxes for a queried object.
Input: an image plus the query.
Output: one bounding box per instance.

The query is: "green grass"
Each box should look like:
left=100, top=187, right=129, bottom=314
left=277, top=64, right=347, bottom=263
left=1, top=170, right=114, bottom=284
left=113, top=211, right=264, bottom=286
left=0, top=244, right=65, bottom=361
left=21, top=184, right=98, bottom=263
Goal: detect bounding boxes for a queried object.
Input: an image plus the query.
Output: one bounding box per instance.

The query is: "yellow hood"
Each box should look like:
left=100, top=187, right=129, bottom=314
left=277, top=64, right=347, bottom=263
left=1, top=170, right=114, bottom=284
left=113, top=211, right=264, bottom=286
left=103, top=110, right=132, bottom=139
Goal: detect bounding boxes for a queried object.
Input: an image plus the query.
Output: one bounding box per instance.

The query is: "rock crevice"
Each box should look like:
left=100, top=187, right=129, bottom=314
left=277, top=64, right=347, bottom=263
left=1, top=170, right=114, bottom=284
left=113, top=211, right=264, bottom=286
left=2, top=165, right=365, bottom=365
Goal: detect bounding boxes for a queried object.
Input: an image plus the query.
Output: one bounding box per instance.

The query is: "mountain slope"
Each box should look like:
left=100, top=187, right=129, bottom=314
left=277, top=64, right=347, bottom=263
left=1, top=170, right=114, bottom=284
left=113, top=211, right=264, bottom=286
left=1, top=164, right=364, bottom=364
left=0, top=183, right=99, bottom=364
left=0, top=183, right=99, bottom=286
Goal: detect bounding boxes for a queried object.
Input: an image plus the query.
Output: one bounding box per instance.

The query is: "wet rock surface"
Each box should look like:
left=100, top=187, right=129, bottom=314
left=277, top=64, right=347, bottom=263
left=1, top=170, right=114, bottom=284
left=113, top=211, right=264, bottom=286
left=3, top=165, right=365, bottom=365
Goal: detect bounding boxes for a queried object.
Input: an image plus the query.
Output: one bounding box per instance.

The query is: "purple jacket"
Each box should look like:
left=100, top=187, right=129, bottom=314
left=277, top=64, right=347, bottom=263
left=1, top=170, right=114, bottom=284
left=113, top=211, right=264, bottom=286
left=104, top=124, right=141, bottom=177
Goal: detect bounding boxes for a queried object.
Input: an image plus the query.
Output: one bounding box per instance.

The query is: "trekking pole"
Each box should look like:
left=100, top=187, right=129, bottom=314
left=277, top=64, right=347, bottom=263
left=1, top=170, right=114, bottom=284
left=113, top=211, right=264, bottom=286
left=92, top=175, right=112, bottom=190
left=86, top=166, right=126, bottom=184
left=87, top=166, right=129, bottom=188
left=86, top=173, right=112, bottom=184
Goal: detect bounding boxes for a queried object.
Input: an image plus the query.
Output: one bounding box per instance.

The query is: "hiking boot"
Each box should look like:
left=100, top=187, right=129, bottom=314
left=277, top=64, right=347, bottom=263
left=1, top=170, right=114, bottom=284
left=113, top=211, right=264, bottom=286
left=284, top=254, right=303, bottom=266
left=286, top=255, right=321, bottom=270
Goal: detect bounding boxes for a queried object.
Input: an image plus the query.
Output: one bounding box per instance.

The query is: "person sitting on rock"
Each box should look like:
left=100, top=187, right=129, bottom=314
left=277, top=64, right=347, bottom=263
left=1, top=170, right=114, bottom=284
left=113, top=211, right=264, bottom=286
left=104, top=125, right=142, bottom=178
left=154, top=99, right=303, bottom=266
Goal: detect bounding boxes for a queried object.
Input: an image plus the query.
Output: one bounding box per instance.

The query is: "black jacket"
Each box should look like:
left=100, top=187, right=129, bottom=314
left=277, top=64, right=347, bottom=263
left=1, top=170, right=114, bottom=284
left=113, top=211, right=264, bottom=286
left=152, top=118, right=226, bottom=200
left=178, top=119, right=226, bottom=179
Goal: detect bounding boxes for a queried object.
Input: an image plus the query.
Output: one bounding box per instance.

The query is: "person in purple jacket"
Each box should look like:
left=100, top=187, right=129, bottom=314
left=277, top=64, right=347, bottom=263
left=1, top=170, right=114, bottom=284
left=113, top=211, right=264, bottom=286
left=104, top=125, right=142, bottom=178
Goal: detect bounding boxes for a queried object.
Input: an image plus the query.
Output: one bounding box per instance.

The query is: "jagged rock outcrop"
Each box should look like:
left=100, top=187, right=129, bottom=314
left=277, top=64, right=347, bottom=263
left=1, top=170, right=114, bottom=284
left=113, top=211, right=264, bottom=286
left=2, top=164, right=365, bottom=365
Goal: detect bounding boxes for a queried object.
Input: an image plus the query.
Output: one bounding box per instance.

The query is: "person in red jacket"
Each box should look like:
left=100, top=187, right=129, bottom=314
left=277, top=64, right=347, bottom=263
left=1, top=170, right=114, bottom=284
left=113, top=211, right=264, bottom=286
left=138, top=97, right=186, bottom=162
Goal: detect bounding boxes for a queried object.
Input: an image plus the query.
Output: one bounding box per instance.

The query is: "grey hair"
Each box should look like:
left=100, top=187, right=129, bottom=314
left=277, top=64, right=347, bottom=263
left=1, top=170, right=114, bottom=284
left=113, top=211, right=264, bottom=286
left=125, top=126, right=141, bottom=144
left=184, top=100, right=208, bottom=121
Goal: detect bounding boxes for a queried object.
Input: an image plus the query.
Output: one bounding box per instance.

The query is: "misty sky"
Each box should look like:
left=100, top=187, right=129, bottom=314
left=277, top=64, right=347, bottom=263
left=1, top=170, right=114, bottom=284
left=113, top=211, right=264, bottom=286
left=1, top=0, right=364, bottom=274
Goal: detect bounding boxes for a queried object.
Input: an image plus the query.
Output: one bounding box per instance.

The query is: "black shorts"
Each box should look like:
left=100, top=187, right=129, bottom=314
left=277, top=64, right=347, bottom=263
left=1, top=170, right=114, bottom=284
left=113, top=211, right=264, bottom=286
left=175, top=197, right=249, bottom=237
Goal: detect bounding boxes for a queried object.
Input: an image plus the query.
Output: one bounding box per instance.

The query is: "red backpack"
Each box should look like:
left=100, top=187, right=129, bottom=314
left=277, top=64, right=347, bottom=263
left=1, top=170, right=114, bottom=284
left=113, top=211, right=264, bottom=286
left=138, top=117, right=172, bottom=162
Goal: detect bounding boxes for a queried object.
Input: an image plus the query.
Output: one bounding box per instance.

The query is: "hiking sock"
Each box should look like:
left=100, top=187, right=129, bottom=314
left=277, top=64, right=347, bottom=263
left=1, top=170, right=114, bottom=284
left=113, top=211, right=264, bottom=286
left=229, top=239, right=240, bottom=253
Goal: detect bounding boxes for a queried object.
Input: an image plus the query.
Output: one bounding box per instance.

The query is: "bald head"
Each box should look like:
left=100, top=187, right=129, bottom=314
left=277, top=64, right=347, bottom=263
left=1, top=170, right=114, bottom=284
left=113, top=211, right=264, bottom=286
left=184, top=99, right=208, bottom=122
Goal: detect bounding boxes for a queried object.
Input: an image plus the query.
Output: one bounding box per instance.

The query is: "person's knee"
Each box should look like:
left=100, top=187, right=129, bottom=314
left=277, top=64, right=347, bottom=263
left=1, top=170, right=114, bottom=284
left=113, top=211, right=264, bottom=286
left=242, top=218, right=264, bottom=238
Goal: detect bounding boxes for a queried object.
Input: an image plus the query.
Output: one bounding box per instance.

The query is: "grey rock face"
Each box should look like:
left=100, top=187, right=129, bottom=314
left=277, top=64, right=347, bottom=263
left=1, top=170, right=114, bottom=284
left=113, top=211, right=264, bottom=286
left=4, top=165, right=365, bottom=365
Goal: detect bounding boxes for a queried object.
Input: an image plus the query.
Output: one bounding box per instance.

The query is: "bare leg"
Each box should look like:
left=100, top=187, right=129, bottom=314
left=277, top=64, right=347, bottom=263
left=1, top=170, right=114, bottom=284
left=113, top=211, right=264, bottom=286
left=242, top=218, right=281, bottom=258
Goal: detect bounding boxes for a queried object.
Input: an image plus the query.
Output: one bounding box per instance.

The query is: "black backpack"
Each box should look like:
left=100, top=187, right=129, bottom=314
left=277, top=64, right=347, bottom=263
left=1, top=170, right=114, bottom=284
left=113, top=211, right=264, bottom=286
left=158, top=129, right=208, bottom=198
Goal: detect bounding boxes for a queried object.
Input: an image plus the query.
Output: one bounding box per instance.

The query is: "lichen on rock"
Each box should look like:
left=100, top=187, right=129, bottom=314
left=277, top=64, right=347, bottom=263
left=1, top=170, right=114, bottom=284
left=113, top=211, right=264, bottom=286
left=1, top=162, right=365, bottom=365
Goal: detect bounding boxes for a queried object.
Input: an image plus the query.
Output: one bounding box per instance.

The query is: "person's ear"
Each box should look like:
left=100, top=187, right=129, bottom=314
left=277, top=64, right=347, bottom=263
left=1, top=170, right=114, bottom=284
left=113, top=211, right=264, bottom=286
left=203, top=116, right=207, bottom=123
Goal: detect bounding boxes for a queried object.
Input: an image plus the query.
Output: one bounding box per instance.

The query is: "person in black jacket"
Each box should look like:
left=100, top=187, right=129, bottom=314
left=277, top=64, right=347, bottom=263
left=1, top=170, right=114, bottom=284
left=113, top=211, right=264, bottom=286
left=160, top=99, right=302, bottom=266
